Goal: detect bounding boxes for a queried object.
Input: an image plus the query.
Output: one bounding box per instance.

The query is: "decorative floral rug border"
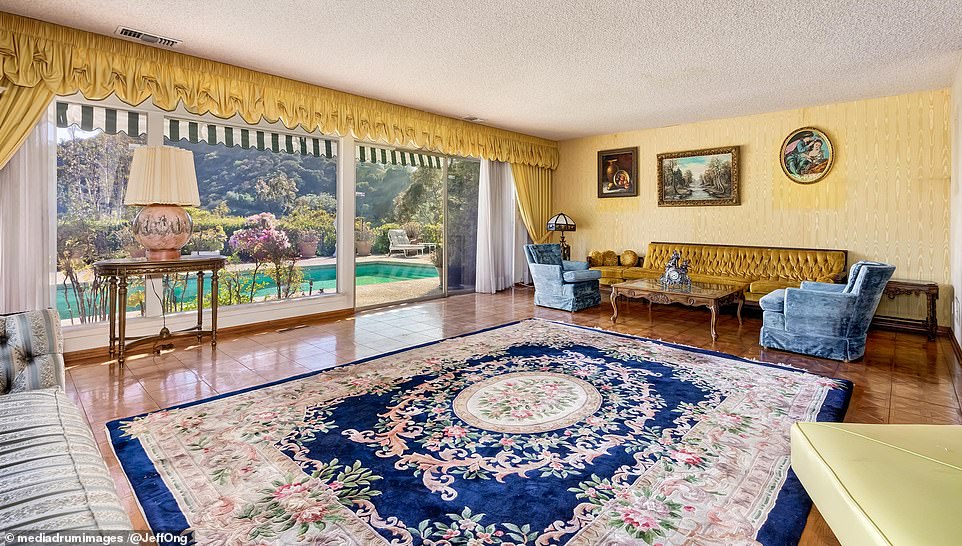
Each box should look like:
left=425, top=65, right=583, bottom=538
left=108, top=319, right=852, bottom=545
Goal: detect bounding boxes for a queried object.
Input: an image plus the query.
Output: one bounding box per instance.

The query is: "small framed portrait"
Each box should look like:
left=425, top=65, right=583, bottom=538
left=598, top=147, right=638, bottom=198
left=780, top=127, right=834, bottom=184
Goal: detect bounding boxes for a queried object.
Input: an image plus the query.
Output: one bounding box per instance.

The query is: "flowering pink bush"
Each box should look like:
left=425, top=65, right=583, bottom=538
left=228, top=213, right=292, bottom=260
left=228, top=212, right=301, bottom=300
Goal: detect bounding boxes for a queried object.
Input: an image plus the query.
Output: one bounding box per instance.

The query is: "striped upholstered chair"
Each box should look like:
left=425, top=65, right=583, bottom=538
left=0, top=310, right=132, bottom=532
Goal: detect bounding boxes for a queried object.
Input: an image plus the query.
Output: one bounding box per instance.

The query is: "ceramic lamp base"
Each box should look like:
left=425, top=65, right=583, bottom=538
left=131, top=204, right=193, bottom=261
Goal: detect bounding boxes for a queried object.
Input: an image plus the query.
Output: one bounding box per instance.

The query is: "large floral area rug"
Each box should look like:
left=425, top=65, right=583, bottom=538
left=109, top=319, right=851, bottom=546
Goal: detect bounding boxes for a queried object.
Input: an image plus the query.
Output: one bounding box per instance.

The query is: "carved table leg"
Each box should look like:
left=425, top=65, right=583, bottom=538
left=709, top=302, right=719, bottom=341
left=211, top=270, right=219, bottom=347
left=196, top=271, right=205, bottom=342
left=927, top=291, right=938, bottom=341
left=118, top=274, right=128, bottom=365
left=610, top=289, right=620, bottom=323
left=737, top=294, right=744, bottom=326
left=108, top=276, right=117, bottom=358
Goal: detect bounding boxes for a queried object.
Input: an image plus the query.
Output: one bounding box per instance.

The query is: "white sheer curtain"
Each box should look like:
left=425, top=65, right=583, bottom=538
left=0, top=111, right=56, bottom=314
left=475, top=160, right=516, bottom=293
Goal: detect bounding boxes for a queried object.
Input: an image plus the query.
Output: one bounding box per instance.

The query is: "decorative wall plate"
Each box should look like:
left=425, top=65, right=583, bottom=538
left=780, top=127, right=834, bottom=184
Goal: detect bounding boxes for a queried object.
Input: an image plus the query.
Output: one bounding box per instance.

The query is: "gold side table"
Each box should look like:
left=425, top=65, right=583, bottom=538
left=93, top=256, right=227, bottom=364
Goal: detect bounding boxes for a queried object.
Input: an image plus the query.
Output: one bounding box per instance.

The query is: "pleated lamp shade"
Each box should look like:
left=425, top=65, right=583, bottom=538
left=124, top=146, right=200, bottom=206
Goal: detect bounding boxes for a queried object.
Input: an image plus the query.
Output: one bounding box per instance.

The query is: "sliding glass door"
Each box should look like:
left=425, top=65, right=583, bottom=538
left=444, top=158, right=480, bottom=294
left=353, top=147, right=479, bottom=308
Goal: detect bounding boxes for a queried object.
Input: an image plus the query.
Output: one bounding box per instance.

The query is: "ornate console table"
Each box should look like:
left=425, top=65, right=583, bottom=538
left=610, top=278, right=745, bottom=341
left=93, top=256, right=227, bottom=364
left=874, top=279, right=939, bottom=341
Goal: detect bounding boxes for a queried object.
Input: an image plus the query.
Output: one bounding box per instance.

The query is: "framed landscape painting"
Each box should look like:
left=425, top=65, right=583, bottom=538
left=780, top=127, right=834, bottom=184
left=657, top=146, right=739, bottom=206
left=598, top=147, right=638, bottom=198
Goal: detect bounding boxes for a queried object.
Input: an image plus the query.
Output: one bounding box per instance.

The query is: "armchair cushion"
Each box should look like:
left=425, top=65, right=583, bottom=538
left=525, top=244, right=562, bottom=266
left=562, top=260, right=589, bottom=271
left=563, top=269, right=602, bottom=283
left=0, top=310, right=65, bottom=395
left=758, top=289, right=786, bottom=312
left=800, top=281, right=846, bottom=292
left=842, top=261, right=886, bottom=293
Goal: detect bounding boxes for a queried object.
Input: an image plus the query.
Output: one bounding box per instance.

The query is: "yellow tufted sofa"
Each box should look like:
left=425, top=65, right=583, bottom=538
left=589, top=242, right=848, bottom=303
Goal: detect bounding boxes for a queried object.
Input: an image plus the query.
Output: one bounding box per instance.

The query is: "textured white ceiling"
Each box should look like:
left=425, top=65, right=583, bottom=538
left=4, top=0, right=961, bottom=140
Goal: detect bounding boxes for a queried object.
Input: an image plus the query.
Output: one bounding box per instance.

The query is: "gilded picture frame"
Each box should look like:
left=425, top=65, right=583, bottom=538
left=780, top=127, right=834, bottom=184
left=598, top=147, right=639, bottom=198
left=657, top=146, right=740, bottom=207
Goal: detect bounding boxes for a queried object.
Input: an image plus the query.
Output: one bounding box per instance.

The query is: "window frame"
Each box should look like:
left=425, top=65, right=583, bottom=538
left=53, top=94, right=357, bottom=352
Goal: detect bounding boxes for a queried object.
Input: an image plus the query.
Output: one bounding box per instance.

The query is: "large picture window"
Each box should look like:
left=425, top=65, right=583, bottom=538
left=55, top=103, right=146, bottom=325
left=54, top=101, right=340, bottom=326
left=353, top=145, right=479, bottom=308
left=164, top=118, right=339, bottom=311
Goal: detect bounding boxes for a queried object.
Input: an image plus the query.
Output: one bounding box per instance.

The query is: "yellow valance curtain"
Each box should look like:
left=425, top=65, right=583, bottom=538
left=511, top=163, right=552, bottom=244
left=0, top=80, right=55, bottom=169
left=0, top=12, right=558, bottom=170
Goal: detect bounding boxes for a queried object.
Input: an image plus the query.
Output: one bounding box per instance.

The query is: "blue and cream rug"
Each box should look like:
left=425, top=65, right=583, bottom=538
left=109, top=319, right=850, bottom=545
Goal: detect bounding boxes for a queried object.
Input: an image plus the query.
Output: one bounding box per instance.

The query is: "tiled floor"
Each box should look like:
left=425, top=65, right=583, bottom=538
left=65, top=287, right=962, bottom=545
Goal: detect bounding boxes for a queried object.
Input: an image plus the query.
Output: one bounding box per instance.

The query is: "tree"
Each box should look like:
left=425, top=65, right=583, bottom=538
left=294, top=192, right=337, bottom=215
left=392, top=166, right=442, bottom=223
left=57, top=130, right=138, bottom=218
left=255, top=171, right=298, bottom=215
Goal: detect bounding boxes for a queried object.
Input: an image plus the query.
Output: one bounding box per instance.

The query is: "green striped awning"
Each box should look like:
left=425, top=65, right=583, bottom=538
left=56, top=102, right=145, bottom=136
left=164, top=118, right=336, bottom=158
left=355, top=145, right=445, bottom=169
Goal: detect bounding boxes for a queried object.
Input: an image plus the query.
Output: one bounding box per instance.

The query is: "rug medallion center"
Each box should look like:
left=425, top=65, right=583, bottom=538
left=452, top=371, right=602, bottom=433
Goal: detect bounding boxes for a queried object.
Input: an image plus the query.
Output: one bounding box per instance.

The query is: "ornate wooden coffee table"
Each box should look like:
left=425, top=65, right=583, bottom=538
left=610, top=278, right=746, bottom=341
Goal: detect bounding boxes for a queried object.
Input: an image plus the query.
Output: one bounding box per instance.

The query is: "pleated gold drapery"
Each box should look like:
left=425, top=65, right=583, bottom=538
left=511, top=163, right=552, bottom=244
left=0, top=80, right=55, bottom=169
left=0, top=12, right=559, bottom=170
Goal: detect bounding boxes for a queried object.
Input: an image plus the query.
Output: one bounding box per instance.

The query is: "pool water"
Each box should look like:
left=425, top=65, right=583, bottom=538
left=55, top=261, right=438, bottom=317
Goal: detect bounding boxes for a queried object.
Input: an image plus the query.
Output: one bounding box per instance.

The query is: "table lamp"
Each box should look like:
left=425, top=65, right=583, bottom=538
left=124, top=146, right=200, bottom=261
left=546, top=212, right=576, bottom=260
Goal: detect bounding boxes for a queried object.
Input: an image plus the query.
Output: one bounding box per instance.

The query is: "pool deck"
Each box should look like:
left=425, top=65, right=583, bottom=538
left=356, top=277, right=443, bottom=308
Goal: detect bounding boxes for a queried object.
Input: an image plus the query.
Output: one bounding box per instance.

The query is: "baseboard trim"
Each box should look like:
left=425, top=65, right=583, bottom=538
left=65, top=308, right=355, bottom=365
left=950, top=331, right=962, bottom=363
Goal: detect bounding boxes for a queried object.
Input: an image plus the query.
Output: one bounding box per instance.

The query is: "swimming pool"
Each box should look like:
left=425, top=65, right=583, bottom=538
left=55, top=261, right=438, bottom=318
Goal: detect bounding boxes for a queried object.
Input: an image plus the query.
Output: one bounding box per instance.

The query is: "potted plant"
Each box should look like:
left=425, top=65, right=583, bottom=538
left=191, top=226, right=227, bottom=256
left=401, top=221, right=422, bottom=243
left=295, top=229, right=320, bottom=259
left=355, top=218, right=373, bottom=257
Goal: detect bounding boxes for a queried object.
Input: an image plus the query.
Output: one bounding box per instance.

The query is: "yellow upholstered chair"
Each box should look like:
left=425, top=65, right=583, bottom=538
left=791, top=422, right=962, bottom=545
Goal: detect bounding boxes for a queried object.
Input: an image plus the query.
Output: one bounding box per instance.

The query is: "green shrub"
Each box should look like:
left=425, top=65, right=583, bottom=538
left=421, top=223, right=442, bottom=245
left=373, top=222, right=401, bottom=255
left=281, top=207, right=336, bottom=257
left=188, top=209, right=247, bottom=256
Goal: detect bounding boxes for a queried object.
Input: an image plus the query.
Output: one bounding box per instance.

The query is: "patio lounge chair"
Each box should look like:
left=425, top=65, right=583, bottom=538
left=388, top=229, right=426, bottom=256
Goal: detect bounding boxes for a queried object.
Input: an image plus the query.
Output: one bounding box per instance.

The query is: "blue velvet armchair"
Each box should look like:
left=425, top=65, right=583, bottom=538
left=524, top=244, right=601, bottom=312
left=759, top=261, right=895, bottom=361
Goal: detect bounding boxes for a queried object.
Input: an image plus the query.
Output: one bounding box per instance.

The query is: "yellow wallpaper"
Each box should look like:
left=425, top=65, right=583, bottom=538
left=553, top=89, right=952, bottom=324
